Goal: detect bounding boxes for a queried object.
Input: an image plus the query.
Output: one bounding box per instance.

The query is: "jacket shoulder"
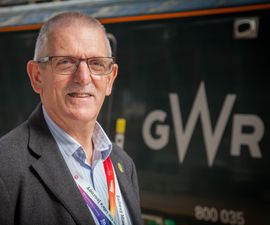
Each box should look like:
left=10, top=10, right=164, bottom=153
left=0, top=121, right=29, bottom=153
left=0, top=121, right=30, bottom=178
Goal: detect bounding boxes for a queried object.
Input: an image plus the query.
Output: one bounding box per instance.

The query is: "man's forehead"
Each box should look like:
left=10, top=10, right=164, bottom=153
left=49, top=24, right=103, bottom=41
left=45, top=25, right=108, bottom=55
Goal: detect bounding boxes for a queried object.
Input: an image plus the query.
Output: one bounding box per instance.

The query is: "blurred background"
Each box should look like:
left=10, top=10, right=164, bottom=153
left=0, top=0, right=84, bottom=7
left=0, top=0, right=270, bottom=224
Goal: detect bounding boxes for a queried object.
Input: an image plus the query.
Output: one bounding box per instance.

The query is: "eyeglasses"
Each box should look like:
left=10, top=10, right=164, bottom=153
left=37, top=56, right=115, bottom=76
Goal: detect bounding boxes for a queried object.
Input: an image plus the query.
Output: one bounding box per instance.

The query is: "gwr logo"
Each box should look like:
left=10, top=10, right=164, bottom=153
left=142, top=82, right=264, bottom=167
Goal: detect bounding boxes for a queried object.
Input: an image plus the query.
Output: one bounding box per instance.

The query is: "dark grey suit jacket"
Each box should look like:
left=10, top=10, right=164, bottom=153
left=0, top=105, right=142, bottom=225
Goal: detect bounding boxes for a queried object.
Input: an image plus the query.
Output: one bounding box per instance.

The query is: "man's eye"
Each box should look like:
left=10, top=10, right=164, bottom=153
left=90, top=60, right=105, bottom=68
left=57, top=58, right=74, bottom=65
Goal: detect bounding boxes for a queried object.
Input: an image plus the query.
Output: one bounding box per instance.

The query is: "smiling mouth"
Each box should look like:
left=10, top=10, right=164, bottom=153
left=68, top=93, right=92, bottom=98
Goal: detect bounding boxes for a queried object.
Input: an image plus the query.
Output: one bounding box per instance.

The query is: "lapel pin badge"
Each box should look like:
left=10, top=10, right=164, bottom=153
left=117, top=162, right=124, bottom=173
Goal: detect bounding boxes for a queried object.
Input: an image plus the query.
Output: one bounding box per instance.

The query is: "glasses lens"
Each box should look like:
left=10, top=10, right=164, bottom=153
left=88, top=58, right=114, bottom=75
left=52, top=56, right=78, bottom=75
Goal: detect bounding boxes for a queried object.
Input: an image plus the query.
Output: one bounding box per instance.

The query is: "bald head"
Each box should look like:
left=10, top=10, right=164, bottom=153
left=34, top=12, right=111, bottom=60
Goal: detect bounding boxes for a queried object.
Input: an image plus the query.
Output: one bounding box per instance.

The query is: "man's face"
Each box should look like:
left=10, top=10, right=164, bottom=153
left=28, top=24, right=117, bottom=131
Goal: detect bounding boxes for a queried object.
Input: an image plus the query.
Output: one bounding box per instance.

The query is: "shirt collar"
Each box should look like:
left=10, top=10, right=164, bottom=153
left=42, top=106, right=112, bottom=161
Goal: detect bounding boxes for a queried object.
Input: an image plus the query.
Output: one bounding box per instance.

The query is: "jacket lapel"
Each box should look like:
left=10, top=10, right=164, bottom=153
left=110, top=150, right=142, bottom=225
left=27, top=105, right=95, bottom=225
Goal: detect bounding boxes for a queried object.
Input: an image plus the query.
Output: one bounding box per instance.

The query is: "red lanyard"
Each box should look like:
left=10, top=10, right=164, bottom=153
left=103, top=157, right=117, bottom=217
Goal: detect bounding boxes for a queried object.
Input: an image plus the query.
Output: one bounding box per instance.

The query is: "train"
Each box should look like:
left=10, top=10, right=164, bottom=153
left=0, top=0, right=270, bottom=224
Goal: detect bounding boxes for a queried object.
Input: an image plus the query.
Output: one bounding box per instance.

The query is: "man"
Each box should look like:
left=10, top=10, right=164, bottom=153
left=0, top=12, right=142, bottom=225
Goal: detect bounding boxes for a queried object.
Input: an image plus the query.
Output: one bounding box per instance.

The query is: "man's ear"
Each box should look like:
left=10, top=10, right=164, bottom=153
left=27, top=60, right=43, bottom=94
left=105, top=63, right=118, bottom=96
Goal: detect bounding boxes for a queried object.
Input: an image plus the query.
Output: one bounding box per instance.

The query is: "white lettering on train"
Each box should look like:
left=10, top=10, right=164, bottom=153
left=142, top=81, right=264, bottom=166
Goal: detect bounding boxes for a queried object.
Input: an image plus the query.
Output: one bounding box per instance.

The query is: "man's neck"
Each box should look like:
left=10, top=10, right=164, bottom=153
left=61, top=122, right=95, bottom=164
left=44, top=107, right=96, bottom=164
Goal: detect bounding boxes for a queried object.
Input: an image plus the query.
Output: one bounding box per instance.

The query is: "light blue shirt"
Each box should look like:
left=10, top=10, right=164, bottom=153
left=42, top=107, right=132, bottom=225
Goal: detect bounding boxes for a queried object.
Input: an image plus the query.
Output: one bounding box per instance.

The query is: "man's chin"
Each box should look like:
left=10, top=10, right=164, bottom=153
left=68, top=110, right=98, bottom=124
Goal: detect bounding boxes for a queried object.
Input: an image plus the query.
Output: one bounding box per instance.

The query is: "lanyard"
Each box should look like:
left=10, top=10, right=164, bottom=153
left=103, top=157, right=116, bottom=216
left=71, top=156, right=128, bottom=225
left=77, top=184, right=111, bottom=225
left=74, top=173, right=116, bottom=225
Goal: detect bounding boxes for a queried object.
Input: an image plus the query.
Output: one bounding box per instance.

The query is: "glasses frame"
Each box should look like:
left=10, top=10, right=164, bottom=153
left=37, top=56, right=115, bottom=76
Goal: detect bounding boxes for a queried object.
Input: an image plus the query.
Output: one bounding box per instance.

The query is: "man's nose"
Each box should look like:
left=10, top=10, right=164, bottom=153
left=73, top=61, right=92, bottom=84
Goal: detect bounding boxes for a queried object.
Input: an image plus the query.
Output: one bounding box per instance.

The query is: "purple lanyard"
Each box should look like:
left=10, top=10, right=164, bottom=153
left=78, top=184, right=111, bottom=225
